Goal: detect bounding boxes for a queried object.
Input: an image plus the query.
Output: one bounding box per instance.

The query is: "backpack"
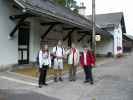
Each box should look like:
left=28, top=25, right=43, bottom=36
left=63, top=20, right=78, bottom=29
left=36, top=50, right=50, bottom=66
left=36, top=51, right=39, bottom=65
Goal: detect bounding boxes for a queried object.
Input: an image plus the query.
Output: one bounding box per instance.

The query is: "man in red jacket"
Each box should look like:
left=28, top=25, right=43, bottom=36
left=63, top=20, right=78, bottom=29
left=80, top=46, right=94, bottom=84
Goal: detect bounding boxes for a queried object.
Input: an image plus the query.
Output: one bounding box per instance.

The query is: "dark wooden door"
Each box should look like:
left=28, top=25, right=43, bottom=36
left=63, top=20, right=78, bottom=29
left=18, top=22, right=30, bottom=64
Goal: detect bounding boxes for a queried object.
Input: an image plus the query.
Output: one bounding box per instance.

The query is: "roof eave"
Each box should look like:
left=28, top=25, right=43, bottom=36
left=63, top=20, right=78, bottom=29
left=13, top=0, right=109, bottom=35
left=13, top=0, right=93, bottom=31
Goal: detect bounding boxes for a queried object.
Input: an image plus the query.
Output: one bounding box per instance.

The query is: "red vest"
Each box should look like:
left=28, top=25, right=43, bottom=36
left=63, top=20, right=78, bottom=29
left=80, top=50, right=94, bottom=67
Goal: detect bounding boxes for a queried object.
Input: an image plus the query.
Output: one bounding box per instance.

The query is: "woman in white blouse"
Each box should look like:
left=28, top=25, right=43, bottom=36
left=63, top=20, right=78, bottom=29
left=39, top=44, right=51, bottom=88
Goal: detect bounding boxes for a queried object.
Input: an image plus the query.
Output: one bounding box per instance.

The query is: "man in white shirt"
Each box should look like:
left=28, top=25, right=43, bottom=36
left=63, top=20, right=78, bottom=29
left=53, top=40, right=65, bottom=82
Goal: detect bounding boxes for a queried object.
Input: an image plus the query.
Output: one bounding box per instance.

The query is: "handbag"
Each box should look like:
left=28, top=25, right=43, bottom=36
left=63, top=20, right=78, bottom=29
left=92, top=67, right=96, bottom=73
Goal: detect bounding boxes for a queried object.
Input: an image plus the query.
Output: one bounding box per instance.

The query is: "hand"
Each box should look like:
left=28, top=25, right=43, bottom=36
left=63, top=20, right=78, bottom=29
left=91, top=64, right=94, bottom=67
left=78, top=63, right=81, bottom=67
left=80, top=64, right=83, bottom=67
left=49, top=66, right=53, bottom=69
left=57, top=56, right=63, bottom=59
left=49, top=66, right=51, bottom=69
left=39, top=68, right=42, bottom=72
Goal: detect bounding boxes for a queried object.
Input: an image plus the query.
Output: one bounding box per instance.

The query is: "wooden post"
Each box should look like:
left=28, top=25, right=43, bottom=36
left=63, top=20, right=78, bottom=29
left=92, top=0, right=96, bottom=64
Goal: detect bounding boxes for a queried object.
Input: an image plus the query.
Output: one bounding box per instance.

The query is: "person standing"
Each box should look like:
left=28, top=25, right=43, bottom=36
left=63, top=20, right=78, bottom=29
left=52, top=40, right=65, bottom=82
left=80, top=45, right=94, bottom=84
left=38, top=44, right=51, bottom=88
left=66, top=43, right=80, bottom=81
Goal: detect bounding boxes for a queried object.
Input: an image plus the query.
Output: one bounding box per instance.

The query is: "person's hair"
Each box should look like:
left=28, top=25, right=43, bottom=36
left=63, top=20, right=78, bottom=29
left=58, top=40, right=62, bottom=44
left=83, top=44, right=88, bottom=48
left=71, top=42, right=75, bottom=47
left=42, top=44, right=49, bottom=52
left=83, top=44, right=91, bottom=51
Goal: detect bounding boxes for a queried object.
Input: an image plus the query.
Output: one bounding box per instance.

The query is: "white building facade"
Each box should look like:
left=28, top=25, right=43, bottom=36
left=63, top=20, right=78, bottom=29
left=1, top=0, right=108, bottom=70
left=88, top=12, right=126, bottom=57
left=1, top=0, right=116, bottom=71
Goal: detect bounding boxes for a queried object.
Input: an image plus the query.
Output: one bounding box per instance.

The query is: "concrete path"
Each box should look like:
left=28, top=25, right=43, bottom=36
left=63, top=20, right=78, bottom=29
left=0, top=54, right=133, bottom=100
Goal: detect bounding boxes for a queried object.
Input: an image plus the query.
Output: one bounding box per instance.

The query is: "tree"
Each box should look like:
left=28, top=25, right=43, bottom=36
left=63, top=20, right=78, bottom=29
left=53, top=0, right=66, bottom=6
left=53, top=0, right=79, bottom=13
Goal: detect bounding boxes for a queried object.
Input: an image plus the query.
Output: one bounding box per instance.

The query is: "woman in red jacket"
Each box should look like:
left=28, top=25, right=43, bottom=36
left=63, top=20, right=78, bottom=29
left=80, top=46, right=94, bottom=84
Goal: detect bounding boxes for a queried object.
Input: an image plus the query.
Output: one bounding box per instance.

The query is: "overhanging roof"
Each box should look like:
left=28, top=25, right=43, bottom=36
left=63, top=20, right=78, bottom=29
left=13, top=0, right=110, bottom=36
left=95, top=12, right=123, bottom=25
left=123, top=34, right=133, bottom=41
left=88, top=12, right=126, bottom=33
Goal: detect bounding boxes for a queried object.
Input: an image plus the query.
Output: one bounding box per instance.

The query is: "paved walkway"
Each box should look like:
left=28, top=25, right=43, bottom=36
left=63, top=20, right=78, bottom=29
left=0, top=54, right=133, bottom=100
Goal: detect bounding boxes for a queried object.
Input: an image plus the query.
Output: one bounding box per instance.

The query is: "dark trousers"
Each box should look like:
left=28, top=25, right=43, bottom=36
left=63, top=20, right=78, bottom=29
left=39, top=65, right=48, bottom=85
left=83, top=65, right=93, bottom=82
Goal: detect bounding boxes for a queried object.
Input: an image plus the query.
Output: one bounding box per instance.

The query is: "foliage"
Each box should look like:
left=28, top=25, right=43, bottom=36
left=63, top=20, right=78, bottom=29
left=53, top=0, right=79, bottom=13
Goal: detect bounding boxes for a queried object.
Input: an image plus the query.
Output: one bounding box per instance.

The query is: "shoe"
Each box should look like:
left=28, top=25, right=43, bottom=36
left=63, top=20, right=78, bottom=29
left=39, top=85, right=42, bottom=88
left=54, top=77, right=58, bottom=82
left=84, top=80, right=89, bottom=83
left=43, top=83, right=48, bottom=86
left=59, top=77, right=63, bottom=82
left=73, top=79, right=76, bottom=81
left=90, top=81, right=94, bottom=85
left=69, top=78, right=73, bottom=81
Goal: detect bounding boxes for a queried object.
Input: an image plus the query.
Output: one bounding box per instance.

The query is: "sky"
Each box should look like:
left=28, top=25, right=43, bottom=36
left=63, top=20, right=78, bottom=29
left=76, top=0, right=133, bottom=35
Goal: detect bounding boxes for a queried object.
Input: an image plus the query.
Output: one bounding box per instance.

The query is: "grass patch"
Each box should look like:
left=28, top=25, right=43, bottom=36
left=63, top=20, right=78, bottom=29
left=14, top=57, right=108, bottom=78
left=15, top=64, right=71, bottom=78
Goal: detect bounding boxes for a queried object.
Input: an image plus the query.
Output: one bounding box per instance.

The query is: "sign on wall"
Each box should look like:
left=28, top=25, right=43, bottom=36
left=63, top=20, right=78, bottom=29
left=95, top=35, right=101, bottom=41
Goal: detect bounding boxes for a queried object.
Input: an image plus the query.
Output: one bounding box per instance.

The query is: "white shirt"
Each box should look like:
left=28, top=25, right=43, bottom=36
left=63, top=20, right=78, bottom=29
left=66, top=48, right=80, bottom=65
left=53, top=46, right=65, bottom=58
left=83, top=49, right=87, bottom=65
left=39, top=50, right=51, bottom=68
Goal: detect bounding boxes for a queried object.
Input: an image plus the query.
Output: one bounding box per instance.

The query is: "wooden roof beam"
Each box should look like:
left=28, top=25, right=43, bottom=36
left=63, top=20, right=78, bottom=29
left=9, top=13, right=35, bottom=20
left=9, top=17, right=27, bottom=37
left=62, top=27, right=80, bottom=31
left=77, top=34, right=87, bottom=42
left=41, top=24, right=56, bottom=40
left=63, top=28, right=75, bottom=41
left=40, top=22, right=62, bottom=26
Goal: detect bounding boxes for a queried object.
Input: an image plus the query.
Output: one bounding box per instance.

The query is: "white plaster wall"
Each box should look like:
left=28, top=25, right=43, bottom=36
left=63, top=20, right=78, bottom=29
left=29, top=19, right=124, bottom=61
left=29, top=20, right=67, bottom=62
left=78, top=9, right=86, bottom=16
left=0, top=1, right=124, bottom=67
left=77, top=34, right=91, bottom=52
left=96, top=24, right=123, bottom=56
left=28, top=19, right=41, bottom=62
left=40, top=24, right=65, bottom=50
left=113, top=24, right=123, bottom=55
left=96, top=36, right=114, bottom=55
left=28, top=21, right=87, bottom=62
left=0, top=0, right=18, bottom=66
left=97, top=24, right=123, bottom=56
